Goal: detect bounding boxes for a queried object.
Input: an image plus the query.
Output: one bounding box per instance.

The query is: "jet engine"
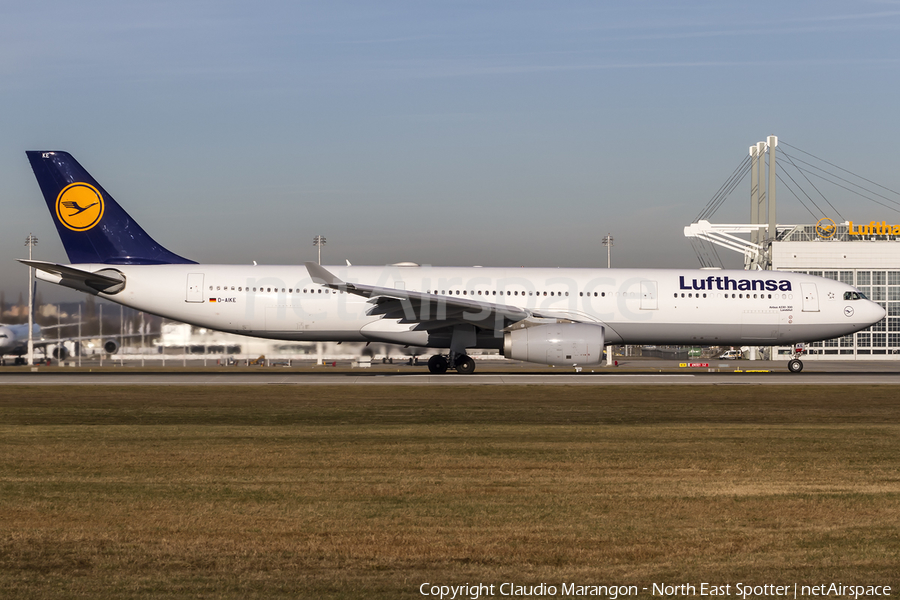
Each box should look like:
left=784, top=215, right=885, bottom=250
left=52, top=345, right=68, bottom=360
left=503, top=323, right=605, bottom=366
left=103, top=339, right=119, bottom=354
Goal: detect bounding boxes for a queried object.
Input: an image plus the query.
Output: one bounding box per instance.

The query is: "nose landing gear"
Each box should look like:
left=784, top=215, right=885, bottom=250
left=787, top=345, right=805, bottom=373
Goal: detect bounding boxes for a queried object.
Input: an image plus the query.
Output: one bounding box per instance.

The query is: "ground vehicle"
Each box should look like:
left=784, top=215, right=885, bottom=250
left=718, top=349, right=742, bottom=360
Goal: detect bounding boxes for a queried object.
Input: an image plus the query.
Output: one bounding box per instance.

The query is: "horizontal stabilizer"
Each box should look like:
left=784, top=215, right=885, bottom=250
left=19, top=260, right=126, bottom=294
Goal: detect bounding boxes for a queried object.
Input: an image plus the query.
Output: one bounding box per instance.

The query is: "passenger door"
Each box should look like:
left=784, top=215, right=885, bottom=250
left=801, top=283, right=819, bottom=312
left=185, top=273, right=204, bottom=303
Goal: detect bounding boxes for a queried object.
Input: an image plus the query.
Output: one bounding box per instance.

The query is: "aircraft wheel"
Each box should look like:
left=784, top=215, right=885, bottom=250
left=427, top=355, right=448, bottom=374
left=787, top=359, right=804, bottom=373
left=455, top=355, right=476, bottom=374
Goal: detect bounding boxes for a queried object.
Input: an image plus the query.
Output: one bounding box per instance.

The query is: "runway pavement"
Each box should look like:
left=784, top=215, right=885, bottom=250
left=1, top=360, right=899, bottom=385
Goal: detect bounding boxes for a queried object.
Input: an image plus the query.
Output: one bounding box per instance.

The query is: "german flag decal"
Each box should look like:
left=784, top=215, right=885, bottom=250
left=209, top=298, right=217, bottom=302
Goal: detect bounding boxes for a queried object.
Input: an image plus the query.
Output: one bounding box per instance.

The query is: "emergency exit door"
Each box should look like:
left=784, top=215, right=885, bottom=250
left=641, top=280, right=658, bottom=310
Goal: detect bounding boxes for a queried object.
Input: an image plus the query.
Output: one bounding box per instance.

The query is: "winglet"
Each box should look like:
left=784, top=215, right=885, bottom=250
left=305, top=262, right=350, bottom=289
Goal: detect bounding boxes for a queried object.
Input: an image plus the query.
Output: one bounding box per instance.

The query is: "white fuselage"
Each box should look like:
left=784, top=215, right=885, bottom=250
left=38, top=264, right=885, bottom=350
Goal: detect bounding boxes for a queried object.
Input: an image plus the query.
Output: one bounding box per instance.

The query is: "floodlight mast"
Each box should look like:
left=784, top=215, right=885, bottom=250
left=313, top=235, right=326, bottom=265
left=24, top=233, right=38, bottom=366
left=602, top=234, right=613, bottom=268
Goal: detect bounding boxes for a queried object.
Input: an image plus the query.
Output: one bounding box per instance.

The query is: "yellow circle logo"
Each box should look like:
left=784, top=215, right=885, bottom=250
left=55, top=183, right=104, bottom=231
left=816, top=217, right=837, bottom=239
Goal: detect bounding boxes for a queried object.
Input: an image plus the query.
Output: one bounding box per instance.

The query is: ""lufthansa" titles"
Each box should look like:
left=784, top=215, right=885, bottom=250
left=679, top=276, right=792, bottom=292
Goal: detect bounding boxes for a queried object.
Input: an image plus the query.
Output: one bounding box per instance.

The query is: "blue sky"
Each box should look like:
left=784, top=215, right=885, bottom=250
left=3, top=0, right=900, bottom=301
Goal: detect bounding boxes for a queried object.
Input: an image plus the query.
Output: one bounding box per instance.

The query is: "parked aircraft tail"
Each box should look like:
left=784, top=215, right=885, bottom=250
left=26, top=151, right=195, bottom=265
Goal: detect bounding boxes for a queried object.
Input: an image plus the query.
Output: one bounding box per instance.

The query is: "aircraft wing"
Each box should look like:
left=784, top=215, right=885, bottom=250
left=306, top=262, right=542, bottom=331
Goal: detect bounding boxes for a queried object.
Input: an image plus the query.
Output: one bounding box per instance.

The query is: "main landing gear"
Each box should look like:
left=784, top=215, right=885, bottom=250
left=427, top=353, right=476, bottom=374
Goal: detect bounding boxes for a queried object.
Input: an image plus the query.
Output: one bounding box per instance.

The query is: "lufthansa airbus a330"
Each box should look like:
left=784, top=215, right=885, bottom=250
left=21, top=151, right=885, bottom=373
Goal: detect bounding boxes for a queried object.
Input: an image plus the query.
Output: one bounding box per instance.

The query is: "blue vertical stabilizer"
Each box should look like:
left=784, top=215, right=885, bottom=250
left=26, top=151, right=195, bottom=264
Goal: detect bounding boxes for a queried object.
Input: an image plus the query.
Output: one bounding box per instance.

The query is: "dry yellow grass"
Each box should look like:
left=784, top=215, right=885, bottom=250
left=0, top=385, right=897, bottom=599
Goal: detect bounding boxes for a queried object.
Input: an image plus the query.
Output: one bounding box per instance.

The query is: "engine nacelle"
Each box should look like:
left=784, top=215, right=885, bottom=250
left=503, top=323, right=605, bottom=366
left=52, top=346, right=69, bottom=360
left=103, top=339, right=119, bottom=354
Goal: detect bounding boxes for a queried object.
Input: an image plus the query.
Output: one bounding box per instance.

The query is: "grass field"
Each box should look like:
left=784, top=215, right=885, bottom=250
left=1, top=385, right=897, bottom=599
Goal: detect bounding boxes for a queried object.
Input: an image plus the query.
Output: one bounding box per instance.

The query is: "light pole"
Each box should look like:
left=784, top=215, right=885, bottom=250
left=25, top=233, right=38, bottom=366
left=602, top=233, right=614, bottom=268
left=313, top=235, right=326, bottom=265
left=601, top=232, right=615, bottom=365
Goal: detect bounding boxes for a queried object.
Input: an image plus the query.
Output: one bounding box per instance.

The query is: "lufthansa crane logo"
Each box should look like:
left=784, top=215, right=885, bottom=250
left=55, top=183, right=104, bottom=231
left=816, top=217, right=837, bottom=239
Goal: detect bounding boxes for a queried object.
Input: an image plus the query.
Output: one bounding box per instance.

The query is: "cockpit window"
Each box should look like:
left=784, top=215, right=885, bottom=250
left=843, top=291, right=866, bottom=300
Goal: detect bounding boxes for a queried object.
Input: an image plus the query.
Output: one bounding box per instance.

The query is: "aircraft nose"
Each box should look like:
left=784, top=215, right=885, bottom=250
left=868, top=300, right=887, bottom=324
